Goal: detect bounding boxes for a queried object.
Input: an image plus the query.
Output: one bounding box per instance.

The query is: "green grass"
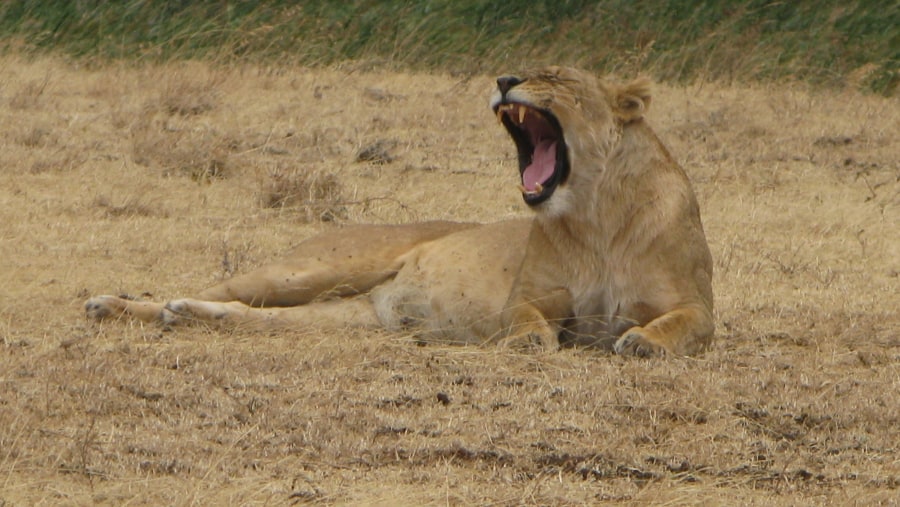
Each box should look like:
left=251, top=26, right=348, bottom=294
left=1, top=0, right=896, bottom=94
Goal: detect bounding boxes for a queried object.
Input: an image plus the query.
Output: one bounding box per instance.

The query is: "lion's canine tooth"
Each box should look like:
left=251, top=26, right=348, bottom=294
left=518, top=105, right=526, bottom=123
left=517, top=184, right=527, bottom=193
left=496, top=108, right=504, bottom=124
left=534, top=182, right=544, bottom=193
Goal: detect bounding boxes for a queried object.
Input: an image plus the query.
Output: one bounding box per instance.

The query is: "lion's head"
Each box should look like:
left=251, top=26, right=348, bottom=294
left=490, top=66, right=651, bottom=213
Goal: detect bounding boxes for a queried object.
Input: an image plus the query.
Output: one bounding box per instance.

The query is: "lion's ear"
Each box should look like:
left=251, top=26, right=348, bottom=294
left=614, top=78, right=652, bottom=123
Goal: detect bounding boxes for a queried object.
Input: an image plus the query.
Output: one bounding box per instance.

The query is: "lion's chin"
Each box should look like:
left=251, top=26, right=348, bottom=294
left=530, top=186, right=574, bottom=218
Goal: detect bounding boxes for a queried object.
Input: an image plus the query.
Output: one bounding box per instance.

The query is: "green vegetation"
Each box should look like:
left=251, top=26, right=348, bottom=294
left=1, top=0, right=896, bottom=94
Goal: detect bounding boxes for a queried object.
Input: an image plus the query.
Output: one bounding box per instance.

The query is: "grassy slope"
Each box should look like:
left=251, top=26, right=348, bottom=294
left=0, top=0, right=897, bottom=94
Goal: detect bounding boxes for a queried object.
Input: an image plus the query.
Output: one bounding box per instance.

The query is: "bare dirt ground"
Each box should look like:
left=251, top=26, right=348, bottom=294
left=1, top=55, right=897, bottom=505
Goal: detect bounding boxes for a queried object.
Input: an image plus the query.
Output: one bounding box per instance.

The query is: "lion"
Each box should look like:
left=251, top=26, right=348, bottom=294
left=85, top=66, right=714, bottom=357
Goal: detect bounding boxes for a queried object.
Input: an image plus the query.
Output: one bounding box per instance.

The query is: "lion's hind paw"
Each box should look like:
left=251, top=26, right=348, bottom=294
left=162, top=299, right=230, bottom=326
left=84, top=295, right=127, bottom=320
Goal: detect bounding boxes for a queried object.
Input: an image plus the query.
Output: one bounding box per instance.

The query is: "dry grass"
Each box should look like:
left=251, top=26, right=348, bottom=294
left=259, top=163, right=346, bottom=223
left=0, top=54, right=897, bottom=505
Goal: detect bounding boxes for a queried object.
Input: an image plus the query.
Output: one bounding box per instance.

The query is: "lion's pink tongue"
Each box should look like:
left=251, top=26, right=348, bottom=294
left=522, top=140, right=557, bottom=192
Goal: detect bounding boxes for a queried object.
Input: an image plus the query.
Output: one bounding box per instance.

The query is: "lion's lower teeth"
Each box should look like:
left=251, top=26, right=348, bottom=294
left=534, top=183, right=544, bottom=193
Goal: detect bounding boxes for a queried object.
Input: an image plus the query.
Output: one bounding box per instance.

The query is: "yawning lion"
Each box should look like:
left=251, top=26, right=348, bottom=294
left=86, top=66, right=714, bottom=357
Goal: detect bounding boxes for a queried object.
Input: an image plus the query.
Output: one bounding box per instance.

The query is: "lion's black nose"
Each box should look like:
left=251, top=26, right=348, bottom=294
left=496, top=75, right=523, bottom=95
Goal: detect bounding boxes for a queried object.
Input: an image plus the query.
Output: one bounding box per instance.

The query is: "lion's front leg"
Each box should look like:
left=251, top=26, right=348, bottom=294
left=497, top=306, right=561, bottom=352
left=499, top=289, right=571, bottom=352
left=613, top=304, right=714, bottom=357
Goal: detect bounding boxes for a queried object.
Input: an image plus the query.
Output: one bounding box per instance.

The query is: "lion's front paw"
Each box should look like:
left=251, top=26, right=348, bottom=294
left=85, top=295, right=126, bottom=320
left=614, top=328, right=668, bottom=358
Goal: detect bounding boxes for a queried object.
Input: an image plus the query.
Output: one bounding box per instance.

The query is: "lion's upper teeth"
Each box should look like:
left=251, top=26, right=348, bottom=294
left=496, top=103, right=530, bottom=125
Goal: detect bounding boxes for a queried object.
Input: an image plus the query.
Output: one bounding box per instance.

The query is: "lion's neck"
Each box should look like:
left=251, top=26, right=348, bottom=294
left=535, top=121, right=665, bottom=256
left=535, top=211, right=606, bottom=263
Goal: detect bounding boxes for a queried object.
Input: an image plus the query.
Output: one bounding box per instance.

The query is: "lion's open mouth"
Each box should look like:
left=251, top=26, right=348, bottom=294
left=494, top=102, right=569, bottom=206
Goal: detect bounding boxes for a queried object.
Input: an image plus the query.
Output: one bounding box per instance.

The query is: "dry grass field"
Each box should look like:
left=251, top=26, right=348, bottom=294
left=1, top=55, right=898, bottom=505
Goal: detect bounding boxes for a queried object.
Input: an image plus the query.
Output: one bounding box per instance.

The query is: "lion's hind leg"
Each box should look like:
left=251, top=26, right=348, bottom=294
left=83, top=259, right=390, bottom=326
left=196, top=221, right=477, bottom=308
left=161, top=296, right=380, bottom=330
left=85, top=295, right=167, bottom=323
left=194, top=261, right=394, bottom=308
left=84, top=221, right=474, bottom=328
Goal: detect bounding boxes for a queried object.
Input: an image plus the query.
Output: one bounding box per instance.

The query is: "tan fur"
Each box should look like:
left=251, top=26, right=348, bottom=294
left=85, top=66, right=714, bottom=357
